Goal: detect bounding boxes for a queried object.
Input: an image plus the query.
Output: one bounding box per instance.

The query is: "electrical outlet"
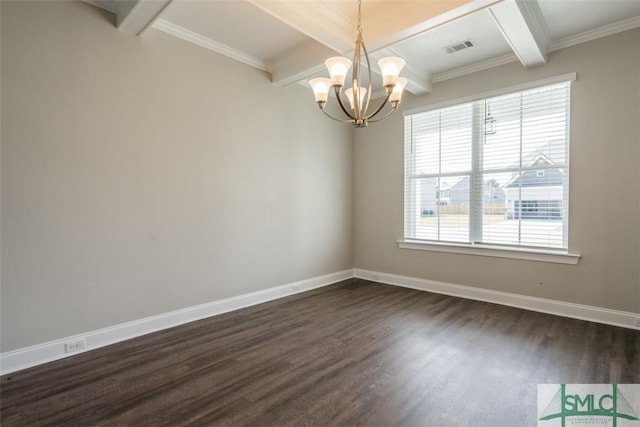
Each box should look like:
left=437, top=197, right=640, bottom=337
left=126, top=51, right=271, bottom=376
left=65, top=339, right=86, bottom=353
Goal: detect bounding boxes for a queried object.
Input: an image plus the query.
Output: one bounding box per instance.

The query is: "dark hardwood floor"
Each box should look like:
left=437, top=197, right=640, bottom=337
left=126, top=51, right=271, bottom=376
left=2, top=278, right=639, bottom=426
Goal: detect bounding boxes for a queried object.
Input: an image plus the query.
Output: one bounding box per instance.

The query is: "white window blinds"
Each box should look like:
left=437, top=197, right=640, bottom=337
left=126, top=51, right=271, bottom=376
left=404, top=81, right=571, bottom=250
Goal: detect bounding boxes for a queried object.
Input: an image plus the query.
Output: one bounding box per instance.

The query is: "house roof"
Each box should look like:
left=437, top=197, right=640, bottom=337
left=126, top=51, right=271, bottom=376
left=505, top=169, right=564, bottom=188
left=506, top=139, right=566, bottom=169
left=503, top=139, right=566, bottom=188
left=504, top=155, right=565, bottom=188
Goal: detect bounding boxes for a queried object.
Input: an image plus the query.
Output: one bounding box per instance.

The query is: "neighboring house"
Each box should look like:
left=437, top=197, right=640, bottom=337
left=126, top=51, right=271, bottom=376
left=504, top=152, right=565, bottom=220
left=419, top=177, right=505, bottom=215
left=448, top=176, right=506, bottom=206
left=419, top=179, right=447, bottom=215
left=420, top=139, right=565, bottom=218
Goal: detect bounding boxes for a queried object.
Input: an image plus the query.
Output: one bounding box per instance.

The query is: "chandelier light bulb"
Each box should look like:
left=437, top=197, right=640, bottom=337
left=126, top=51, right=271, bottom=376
left=389, top=77, right=408, bottom=103
left=325, top=57, right=352, bottom=87
left=309, top=77, right=331, bottom=103
left=378, top=57, right=406, bottom=88
left=345, top=85, right=367, bottom=111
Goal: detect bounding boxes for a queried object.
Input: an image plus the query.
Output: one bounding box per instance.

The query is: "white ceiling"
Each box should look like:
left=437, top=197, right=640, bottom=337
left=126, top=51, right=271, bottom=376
left=89, top=0, right=640, bottom=95
left=390, top=9, right=513, bottom=76
left=159, top=1, right=309, bottom=64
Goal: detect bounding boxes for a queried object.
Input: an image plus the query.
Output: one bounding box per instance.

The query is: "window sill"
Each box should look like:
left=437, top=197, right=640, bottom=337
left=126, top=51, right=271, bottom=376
left=397, top=240, right=581, bottom=265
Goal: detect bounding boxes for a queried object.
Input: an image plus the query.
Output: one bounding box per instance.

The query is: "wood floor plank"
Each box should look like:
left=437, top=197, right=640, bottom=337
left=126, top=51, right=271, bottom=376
left=1, top=278, right=639, bottom=426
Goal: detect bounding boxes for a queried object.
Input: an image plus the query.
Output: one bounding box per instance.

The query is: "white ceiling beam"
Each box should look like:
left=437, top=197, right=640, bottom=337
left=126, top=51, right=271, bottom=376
left=266, top=0, right=501, bottom=89
left=247, top=0, right=354, bottom=53
left=369, top=49, right=432, bottom=95
left=399, top=65, right=432, bottom=96
left=116, top=0, right=173, bottom=36
left=82, top=0, right=117, bottom=14
left=488, top=0, right=550, bottom=68
left=271, top=41, right=340, bottom=87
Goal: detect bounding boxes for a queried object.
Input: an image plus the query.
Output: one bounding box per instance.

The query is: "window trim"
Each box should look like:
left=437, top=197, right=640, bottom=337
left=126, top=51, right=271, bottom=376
left=397, top=239, right=580, bottom=265
left=403, top=73, right=577, bottom=117
left=402, top=73, right=579, bottom=258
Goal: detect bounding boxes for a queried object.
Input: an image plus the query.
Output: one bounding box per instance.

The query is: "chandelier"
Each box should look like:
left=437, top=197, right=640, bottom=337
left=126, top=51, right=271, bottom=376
left=309, top=0, right=408, bottom=127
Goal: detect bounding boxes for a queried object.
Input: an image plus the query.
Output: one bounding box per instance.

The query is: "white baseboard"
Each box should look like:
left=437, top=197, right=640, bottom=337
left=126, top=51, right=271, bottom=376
left=4, top=268, right=637, bottom=375
left=354, top=268, right=640, bottom=331
left=0, top=269, right=354, bottom=375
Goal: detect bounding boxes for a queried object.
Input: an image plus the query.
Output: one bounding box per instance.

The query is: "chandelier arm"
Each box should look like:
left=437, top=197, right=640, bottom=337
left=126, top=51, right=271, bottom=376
left=309, top=0, right=401, bottom=127
left=334, top=87, right=357, bottom=120
left=364, top=92, right=392, bottom=121
left=366, top=104, right=398, bottom=123
left=353, top=37, right=362, bottom=120
left=360, top=39, right=373, bottom=115
left=321, top=107, right=357, bottom=124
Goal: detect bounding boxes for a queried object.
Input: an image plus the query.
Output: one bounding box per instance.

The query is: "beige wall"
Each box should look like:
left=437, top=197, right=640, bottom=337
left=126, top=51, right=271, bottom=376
left=2, top=1, right=638, bottom=356
left=355, top=29, right=640, bottom=313
left=0, top=1, right=353, bottom=351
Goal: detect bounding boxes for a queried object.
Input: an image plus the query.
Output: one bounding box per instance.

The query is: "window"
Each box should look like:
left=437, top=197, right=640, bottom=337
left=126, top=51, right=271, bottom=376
left=404, top=80, right=571, bottom=251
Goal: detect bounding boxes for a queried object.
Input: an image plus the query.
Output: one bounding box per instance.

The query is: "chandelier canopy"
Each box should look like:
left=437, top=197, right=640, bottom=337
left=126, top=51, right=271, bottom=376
left=309, top=0, right=407, bottom=127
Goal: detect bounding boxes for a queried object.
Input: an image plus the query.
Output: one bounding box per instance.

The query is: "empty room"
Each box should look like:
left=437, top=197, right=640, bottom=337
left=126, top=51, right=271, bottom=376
left=1, top=0, right=639, bottom=425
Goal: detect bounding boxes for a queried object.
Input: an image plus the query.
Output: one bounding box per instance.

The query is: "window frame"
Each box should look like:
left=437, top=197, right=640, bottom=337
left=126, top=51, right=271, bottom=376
left=399, top=73, right=580, bottom=265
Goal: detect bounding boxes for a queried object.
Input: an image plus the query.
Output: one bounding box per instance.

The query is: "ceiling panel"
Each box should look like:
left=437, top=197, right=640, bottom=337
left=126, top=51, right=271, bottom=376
left=390, top=9, right=513, bottom=75
left=160, top=0, right=311, bottom=62
left=539, top=0, right=640, bottom=40
left=100, top=0, right=640, bottom=91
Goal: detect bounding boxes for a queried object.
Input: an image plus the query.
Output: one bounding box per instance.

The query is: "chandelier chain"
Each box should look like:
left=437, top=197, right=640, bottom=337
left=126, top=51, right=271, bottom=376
left=357, top=0, right=362, bottom=36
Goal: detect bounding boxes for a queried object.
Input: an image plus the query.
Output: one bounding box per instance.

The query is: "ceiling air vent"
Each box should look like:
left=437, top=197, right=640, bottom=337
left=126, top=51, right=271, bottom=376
left=444, top=39, right=475, bottom=54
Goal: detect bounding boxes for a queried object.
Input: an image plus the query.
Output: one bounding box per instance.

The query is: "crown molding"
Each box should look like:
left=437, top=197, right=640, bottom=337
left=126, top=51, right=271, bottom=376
left=432, top=52, right=518, bottom=83
left=549, top=15, right=640, bottom=52
left=432, top=16, right=640, bottom=84
left=152, top=19, right=273, bottom=73
left=98, top=3, right=638, bottom=89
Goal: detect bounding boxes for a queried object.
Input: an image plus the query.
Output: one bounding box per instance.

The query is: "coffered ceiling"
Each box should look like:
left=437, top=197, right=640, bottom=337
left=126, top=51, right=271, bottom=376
left=87, top=0, right=640, bottom=96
